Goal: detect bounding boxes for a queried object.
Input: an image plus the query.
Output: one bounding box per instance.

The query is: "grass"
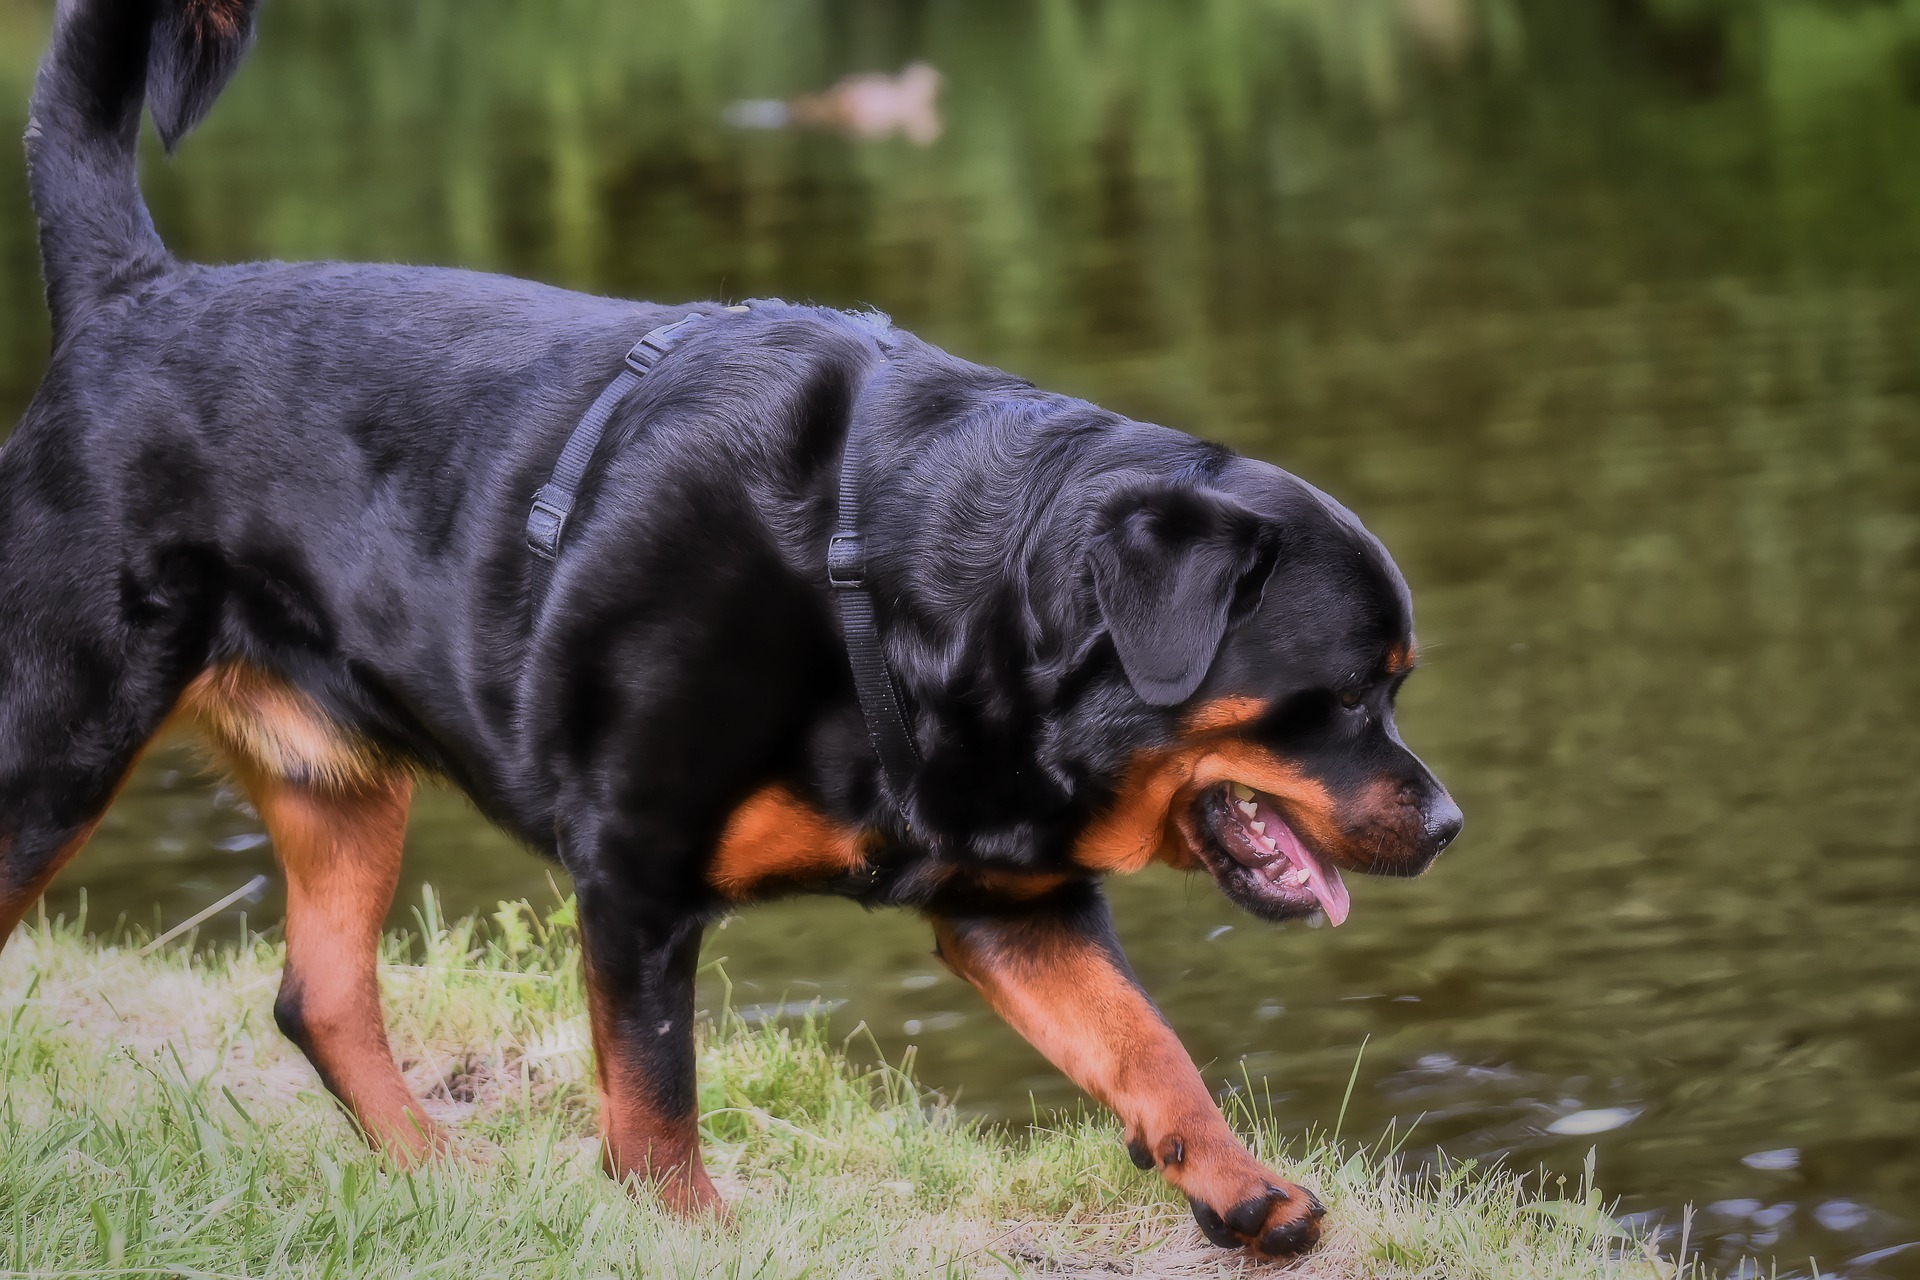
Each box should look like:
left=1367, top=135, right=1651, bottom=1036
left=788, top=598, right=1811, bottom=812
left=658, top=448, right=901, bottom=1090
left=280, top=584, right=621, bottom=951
left=0, top=890, right=1693, bottom=1279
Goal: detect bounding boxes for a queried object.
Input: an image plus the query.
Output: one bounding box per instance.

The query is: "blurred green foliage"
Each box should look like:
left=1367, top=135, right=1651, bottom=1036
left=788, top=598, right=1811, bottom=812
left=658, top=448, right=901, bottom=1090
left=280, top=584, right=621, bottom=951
left=3, top=0, right=1920, bottom=410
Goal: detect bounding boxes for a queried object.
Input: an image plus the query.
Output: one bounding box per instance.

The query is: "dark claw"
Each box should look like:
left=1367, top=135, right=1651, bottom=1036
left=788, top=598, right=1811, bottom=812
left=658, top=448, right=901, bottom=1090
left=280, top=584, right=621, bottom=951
left=1191, top=1182, right=1328, bottom=1257
left=1258, top=1216, right=1317, bottom=1258
left=1224, top=1194, right=1272, bottom=1237
left=1126, top=1138, right=1154, bottom=1171
left=1190, top=1199, right=1240, bottom=1249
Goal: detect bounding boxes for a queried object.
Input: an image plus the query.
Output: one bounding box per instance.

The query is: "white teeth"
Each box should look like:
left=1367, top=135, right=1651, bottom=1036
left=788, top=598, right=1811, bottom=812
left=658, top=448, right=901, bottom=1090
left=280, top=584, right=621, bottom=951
left=1236, top=800, right=1258, bottom=819
left=1249, top=820, right=1266, bottom=835
left=1232, top=783, right=1255, bottom=801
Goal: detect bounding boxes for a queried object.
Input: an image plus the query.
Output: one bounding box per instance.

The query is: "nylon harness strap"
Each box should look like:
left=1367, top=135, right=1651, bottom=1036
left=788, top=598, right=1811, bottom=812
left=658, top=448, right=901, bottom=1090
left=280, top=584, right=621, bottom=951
left=827, top=393, right=924, bottom=810
left=525, top=308, right=923, bottom=816
left=525, top=312, right=707, bottom=604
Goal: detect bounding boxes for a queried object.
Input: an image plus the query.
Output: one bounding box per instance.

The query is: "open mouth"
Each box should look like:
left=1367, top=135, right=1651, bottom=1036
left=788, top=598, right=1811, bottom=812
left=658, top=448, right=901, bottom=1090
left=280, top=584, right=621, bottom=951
left=1195, top=783, right=1352, bottom=926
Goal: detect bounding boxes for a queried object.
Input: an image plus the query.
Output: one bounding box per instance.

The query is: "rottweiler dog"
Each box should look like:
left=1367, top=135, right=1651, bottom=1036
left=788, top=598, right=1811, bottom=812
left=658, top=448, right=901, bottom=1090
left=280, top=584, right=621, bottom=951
left=0, top=0, right=1461, bottom=1261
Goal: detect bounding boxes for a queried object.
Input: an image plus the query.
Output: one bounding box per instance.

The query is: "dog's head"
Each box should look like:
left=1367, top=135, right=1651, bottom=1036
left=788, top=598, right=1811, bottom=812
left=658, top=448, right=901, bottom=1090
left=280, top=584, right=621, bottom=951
left=1044, top=451, right=1461, bottom=924
left=859, top=345, right=1457, bottom=923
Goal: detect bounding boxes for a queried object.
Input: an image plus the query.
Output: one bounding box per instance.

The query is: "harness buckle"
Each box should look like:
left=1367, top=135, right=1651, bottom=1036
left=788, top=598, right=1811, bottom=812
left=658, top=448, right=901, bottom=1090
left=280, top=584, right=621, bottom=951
left=624, top=315, right=706, bottom=376
left=526, top=488, right=573, bottom=560
left=827, top=532, right=865, bottom=588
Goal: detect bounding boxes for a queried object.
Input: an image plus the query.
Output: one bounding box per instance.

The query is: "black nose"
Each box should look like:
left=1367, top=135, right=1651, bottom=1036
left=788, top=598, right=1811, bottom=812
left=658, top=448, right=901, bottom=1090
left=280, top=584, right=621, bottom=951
left=1424, top=794, right=1464, bottom=856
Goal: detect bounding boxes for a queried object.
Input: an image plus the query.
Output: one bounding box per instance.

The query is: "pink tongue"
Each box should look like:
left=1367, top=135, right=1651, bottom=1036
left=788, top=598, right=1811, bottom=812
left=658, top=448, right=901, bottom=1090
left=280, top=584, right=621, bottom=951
left=1262, top=805, right=1352, bottom=927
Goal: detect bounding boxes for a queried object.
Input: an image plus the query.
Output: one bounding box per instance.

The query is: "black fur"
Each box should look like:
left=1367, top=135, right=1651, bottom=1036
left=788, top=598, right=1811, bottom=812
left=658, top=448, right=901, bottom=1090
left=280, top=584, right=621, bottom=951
left=4, top=0, right=1462, bottom=1254
left=147, top=0, right=259, bottom=148
left=1087, top=479, right=1282, bottom=705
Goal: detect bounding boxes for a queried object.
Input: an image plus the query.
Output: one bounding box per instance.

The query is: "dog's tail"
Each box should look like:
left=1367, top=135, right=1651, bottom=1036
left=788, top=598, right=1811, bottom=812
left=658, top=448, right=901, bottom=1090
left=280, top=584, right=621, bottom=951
left=26, top=0, right=257, bottom=331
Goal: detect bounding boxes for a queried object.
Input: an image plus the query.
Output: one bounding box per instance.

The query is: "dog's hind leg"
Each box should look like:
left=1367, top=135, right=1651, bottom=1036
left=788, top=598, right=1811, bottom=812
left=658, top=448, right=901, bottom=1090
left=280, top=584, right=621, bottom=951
left=0, top=800, right=124, bottom=946
left=0, top=631, right=187, bottom=951
left=228, top=759, right=442, bottom=1164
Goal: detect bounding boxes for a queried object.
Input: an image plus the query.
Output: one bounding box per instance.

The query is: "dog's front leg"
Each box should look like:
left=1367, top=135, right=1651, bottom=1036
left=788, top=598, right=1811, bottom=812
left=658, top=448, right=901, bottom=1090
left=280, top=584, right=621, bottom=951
left=574, top=887, right=722, bottom=1217
left=931, top=891, right=1324, bottom=1260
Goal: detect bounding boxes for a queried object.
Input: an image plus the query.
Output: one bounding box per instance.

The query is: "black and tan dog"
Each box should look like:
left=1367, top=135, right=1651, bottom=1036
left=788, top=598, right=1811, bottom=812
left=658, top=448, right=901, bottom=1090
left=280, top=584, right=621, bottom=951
left=0, top=0, right=1461, bottom=1261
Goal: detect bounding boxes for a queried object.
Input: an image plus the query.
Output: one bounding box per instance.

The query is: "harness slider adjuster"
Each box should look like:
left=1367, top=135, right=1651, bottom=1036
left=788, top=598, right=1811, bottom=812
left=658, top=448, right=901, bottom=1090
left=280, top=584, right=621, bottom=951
left=827, top=532, right=866, bottom=588
left=625, top=315, right=705, bottom=375
left=526, top=487, right=574, bottom=561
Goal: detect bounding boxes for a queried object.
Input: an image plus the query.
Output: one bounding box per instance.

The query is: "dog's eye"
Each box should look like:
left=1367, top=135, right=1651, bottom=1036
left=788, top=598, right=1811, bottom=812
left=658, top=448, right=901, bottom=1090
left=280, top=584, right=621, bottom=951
left=1338, top=688, right=1365, bottom=710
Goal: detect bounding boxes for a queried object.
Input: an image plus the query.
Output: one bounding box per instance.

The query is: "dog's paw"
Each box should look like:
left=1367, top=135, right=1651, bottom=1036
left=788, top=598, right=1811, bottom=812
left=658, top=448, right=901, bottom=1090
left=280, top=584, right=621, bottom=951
left=1188, top=1178, right=1326, bottom=1261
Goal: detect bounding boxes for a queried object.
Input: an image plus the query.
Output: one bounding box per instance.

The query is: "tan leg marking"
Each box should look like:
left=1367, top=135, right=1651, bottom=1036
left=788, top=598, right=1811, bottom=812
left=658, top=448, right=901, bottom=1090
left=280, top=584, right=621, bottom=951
left=243, top=763, right=439, bottom=1163
left=179, top=663, right=391, bottom=790
left=182, top=662, right=436, bottom=1163
left=934, top=913, right=1323, bottom=1257
left=582, top=955, right=724, bottom=1217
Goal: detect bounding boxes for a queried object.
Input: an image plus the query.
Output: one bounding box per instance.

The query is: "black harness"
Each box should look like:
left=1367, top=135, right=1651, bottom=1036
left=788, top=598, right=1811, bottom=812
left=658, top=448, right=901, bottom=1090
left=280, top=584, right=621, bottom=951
left=524, top=308, right=924, bottom=813
left=523, top=311, right=713, bottom=597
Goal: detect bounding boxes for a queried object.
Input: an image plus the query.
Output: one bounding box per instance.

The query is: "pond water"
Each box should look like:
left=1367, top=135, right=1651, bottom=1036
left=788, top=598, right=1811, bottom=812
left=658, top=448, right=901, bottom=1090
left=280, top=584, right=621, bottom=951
left=3, top=0, right=1918, bottom=1275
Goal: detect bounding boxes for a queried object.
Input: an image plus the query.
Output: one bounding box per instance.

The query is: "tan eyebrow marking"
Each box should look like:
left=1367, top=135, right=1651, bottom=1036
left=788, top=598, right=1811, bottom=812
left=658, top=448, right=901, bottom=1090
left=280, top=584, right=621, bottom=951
left=1180, top=696, right=1268, bottom=736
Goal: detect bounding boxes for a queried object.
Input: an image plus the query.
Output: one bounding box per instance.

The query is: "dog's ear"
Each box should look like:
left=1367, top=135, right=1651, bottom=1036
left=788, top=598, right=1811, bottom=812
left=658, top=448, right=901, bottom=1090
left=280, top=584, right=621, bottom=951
left=1087, top=479, right=1281, bottom=706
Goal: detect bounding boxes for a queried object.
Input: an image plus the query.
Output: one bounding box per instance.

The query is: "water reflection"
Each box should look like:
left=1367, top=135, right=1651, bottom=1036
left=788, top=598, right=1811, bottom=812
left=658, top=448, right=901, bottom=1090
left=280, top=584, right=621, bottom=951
left=3, top=0, right=1919, bottom=1275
